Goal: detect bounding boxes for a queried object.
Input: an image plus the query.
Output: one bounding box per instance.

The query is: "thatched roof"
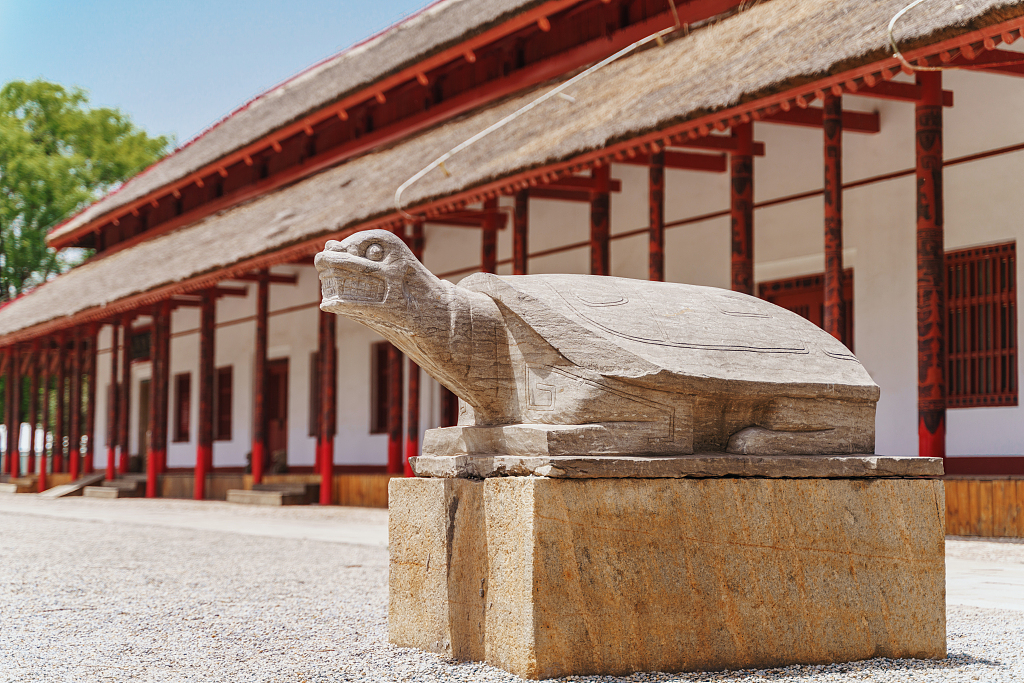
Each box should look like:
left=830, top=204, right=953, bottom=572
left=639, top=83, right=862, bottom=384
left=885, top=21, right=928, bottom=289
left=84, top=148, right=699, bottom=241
left=47, top=0, right=547, bottom=243
left=5, top=0, right=1023, bottom=341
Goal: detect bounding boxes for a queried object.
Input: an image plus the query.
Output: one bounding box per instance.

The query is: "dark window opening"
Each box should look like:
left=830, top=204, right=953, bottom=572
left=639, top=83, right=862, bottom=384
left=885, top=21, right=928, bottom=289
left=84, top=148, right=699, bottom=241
left=947, top=241, right=1017, bottom=408
left=173, top=372, right=191, bottom=443
left=758, top=269, right=854, bottom=352
left=370, top=341, right=399, bottom=434
left=215, top=366, right=233, bottom=441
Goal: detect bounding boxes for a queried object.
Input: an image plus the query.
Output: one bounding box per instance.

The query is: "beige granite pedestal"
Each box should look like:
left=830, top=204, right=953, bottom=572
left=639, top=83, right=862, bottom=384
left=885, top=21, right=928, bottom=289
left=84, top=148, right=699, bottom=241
left=389, top=455, right=946, bottom=680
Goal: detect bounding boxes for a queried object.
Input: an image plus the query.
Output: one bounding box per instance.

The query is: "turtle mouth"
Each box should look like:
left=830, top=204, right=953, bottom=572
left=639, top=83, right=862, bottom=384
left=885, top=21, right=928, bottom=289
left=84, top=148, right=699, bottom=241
left=321, top=272, right=386, bottom=304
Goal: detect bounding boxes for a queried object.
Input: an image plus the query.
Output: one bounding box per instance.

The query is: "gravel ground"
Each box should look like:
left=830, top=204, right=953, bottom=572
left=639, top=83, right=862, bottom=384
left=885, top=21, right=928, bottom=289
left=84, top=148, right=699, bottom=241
left=0, top=500, right=1022, bottom=683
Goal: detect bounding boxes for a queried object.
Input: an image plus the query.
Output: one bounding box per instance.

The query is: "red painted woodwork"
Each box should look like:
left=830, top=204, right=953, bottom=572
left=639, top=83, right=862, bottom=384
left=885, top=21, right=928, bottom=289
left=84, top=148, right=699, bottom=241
left=38, top=352, right=49, bottom=490
left=118, top=315, right=133, bottom=474
left=916, top=71, right=946, bottom=459
left=946, top=242, right=1017, bottom=408
left=405, top=221, right=424, bottom=477
left=649, top=150, right=665, bottom=282
left=758, top=271, right=854, bottom=350
left=318, top=310, right=337, bottom=503
left=590, top=165, right=611, bottom=276
left=618, top=150, right=727, bottom=173
left=28, top=348, right=39, bottom=477
left=730, top=123, right=754, bottom=295
left=215, top=367, right=233, bottom=441
left=513, top=191, right=529, bottom=275
left=428, top=209, right=509, bottom=230
left=823, top=94, right=846, bottom=345
left=252, top=271, right=269, bottom=484
left=853, top=81, right=954, bottom=106
left=761, top=107, right=880, bottom=134
left=946, top=48, right=1024, bottom=77
left=84, top=329, right=97, bottom=474
left=944, top=456, right=1024, bottom=476
left=4, top=348, right=18, bottom=476
left=196, top=289, right=215, bottom=500
left=106, top=321, right=119, bottom=480
left=147, top=302, right=171, bottom=497
left=386, top=344, right=404, bottom=474
left=482, top=197, right=499, bottom=274
left=69, top=329, right=82, bottom=479
left=676, top=137, right=766, bottom=156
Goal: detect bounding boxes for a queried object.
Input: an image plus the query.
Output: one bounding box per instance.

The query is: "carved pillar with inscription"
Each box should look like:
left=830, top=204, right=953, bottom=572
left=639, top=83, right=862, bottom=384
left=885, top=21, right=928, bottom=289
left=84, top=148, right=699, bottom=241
left=823, top=94, right=846, bottom=345
left=730, top=123, right=754, bottom=295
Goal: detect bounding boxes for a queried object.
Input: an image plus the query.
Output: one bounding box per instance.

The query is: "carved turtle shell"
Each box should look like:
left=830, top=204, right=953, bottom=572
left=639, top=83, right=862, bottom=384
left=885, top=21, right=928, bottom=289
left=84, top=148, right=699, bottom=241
left=460, top=273, right=878, bottom=401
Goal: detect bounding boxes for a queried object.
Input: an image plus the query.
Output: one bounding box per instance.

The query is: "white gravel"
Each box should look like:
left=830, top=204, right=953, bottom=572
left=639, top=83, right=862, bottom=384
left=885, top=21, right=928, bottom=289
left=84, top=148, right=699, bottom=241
left=0, top=499, right=1022, bottom=683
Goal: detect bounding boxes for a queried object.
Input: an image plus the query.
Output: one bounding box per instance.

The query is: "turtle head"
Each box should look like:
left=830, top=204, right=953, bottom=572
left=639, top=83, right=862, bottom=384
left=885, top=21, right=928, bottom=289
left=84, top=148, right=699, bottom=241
left=315, top=229, right=438, bottom=333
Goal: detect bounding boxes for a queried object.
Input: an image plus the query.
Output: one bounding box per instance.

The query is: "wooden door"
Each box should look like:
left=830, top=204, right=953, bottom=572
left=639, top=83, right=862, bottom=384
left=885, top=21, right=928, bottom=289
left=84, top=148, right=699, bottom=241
left=267, top=359, right=289, bottom=469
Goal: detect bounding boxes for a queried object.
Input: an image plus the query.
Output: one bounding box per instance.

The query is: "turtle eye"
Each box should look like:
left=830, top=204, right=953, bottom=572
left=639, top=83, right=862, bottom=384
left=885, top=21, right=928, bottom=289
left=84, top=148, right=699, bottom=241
left=365, top=243, right=384, bottom=261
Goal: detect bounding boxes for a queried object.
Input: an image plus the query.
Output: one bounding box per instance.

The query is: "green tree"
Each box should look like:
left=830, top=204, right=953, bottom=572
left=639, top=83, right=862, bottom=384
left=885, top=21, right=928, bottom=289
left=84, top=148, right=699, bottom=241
left=0, top=80, right=169, bottom=301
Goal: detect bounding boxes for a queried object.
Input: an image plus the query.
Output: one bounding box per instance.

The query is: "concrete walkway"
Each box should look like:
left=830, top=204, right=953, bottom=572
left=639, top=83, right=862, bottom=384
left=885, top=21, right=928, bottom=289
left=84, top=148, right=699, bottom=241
left=0, top=495, right=389, bottom=547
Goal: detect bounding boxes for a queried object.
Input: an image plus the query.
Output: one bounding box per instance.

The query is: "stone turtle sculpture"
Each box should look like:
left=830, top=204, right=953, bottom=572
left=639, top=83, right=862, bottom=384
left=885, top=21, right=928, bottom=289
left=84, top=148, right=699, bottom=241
left=315, top=229, right=878, bottom=456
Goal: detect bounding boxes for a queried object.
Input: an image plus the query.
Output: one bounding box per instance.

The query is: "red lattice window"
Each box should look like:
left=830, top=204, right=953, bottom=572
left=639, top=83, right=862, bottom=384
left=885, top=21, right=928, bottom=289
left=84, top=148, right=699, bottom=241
left=758, top=270, right=854, bottom=352
left=947, top=242, right=1017, bottom=408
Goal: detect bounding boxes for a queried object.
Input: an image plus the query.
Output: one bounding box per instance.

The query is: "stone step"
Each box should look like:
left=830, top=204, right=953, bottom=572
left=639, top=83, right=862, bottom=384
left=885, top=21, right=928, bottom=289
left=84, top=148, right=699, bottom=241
left=0, top=476, right=40, bottom=494
left=226, top=489, right=307, bottom=506
left=252, top=482, right=319, bottom=503
left=102, top=479, right=145, bottom=494
left=83, top=486, right=123, bottom=499
left=0, top=483, right=18, bottom=495
left=37, top=473, right=107, bottom=499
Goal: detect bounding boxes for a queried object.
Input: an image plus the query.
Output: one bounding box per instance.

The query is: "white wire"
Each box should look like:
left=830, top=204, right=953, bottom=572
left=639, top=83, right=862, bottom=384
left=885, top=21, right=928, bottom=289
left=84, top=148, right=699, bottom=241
left=394, top=4, right=682, bottom=219
left=888, top=0, right=945, bottom=72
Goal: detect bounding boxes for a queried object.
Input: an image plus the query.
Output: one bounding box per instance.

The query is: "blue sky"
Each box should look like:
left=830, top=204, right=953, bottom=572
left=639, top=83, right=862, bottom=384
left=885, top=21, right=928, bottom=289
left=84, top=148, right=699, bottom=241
left=0, top=0, right=430, bottom=145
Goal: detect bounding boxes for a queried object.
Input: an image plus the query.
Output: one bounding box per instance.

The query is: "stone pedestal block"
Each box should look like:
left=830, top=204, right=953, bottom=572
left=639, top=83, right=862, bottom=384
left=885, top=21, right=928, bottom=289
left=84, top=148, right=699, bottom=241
left=389, top=473, right=946, bottom=680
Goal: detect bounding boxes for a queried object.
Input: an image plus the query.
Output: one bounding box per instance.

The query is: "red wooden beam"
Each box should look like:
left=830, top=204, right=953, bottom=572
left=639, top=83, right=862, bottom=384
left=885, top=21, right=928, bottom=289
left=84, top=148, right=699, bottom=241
left=853, top=81, right=954, bottom=106
left=230, top=273, right=298, bottom=285
left=252, top=272, right=269, bottom=485
left=106, top=321, right=119, bottom=481
left=195, top=289, right=215, bottom=500
left=916, top=72, right=946, bottom=459
left=947, top=48, right=1024, bottom=77
left=69, top=328, right=82, bottom=480
left=619, top=150, right=727, bottom=173
left=761, top=107, right=880, bottom=134
left=84, top=328, right=97, bottom=475
left=481, top=197, right=498, bottom=274
left=674, top=136, right=766, bottom=156
left=730, top=123, right=754, bottom=295
left=590, top=165, right=611, bottom=276
left=513, top=191, right=529, bottom=275
left=823, top=94, right=846, bottom=346
left=318, top=309, right=337, bottom=503
left=649, top=150, right=665, bottom=282
left=427, top=209, right=509, bottom=229
left=118, top=314, right=133, bottom=474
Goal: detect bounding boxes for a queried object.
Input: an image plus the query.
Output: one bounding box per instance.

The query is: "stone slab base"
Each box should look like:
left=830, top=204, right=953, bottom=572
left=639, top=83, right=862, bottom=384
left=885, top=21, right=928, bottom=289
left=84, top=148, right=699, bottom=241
left=83, top=486, right=122, bottom=499
left=389, top=476, right=946, bottom=680
left=225, top=489, right=306, bottom=506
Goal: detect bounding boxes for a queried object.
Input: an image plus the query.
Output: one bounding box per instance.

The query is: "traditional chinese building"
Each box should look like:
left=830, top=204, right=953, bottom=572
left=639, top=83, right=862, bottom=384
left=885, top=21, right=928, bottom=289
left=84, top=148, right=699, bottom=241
left=1, top=0, right=1021, bottom=532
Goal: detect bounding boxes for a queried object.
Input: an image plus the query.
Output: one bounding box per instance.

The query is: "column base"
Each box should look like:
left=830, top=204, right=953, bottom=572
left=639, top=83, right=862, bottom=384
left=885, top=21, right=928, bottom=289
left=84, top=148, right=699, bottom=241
left=389, top=458, right=946, bottom=680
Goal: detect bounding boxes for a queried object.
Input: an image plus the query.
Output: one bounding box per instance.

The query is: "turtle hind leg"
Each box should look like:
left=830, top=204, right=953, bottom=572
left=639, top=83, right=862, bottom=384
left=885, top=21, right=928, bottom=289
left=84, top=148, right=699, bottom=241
left=727, top=426, right=858, bottom=455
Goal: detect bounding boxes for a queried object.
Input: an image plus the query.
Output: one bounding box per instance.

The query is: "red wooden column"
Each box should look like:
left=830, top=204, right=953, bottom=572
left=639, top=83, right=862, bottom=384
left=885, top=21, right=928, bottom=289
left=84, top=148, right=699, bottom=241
left=118, top=314, right=133, bottom=474
left=146, top=303, right=171, bottom=498
left=4, top=348, right=18, bottom=476
left=27, top=346, right=39, bottom=477
left=69, top=328, right=82, bottom=480
left=730, top=123, right=755, bottom=294
left=38, top=349, right=49, bottom=491
left=590, top=164, right=611, bottom=276
left=405, top=220, right=425, bottom=477
left=53, top=336, right=66, bottom=474
left=513, top=190, right=529, bottom=275
left=823, top=94, right=847, bottom=344
left=386, top=343, right=404, bottom=474
left=482, top=198, right=498, bottom=274
left=916, top=71, right=946, bottom=458
left=157, top=303, right=172, bottom=475
left=83, top=328, right=97, bottom=474
left=317, top=309, right=337, bottom=504
left=252, top=271, right=269, bottom=485
left=649, top=150, right=666, bottom=282
left=195, top=290, right=215, bottom=500
left=106, top=322, right=119, bottom=480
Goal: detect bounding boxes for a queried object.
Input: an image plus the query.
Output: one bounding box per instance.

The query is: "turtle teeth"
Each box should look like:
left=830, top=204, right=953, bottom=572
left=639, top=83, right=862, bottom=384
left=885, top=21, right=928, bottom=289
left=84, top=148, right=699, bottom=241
left=340, top=276, right=385, bottom=303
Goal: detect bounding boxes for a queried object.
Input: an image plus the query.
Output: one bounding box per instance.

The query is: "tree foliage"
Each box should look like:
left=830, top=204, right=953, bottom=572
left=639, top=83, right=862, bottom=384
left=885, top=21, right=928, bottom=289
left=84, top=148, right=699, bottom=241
left=0, top=80, right=170, bottom=301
